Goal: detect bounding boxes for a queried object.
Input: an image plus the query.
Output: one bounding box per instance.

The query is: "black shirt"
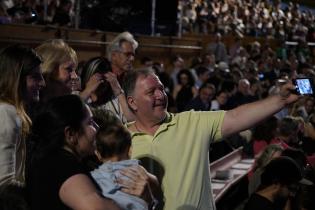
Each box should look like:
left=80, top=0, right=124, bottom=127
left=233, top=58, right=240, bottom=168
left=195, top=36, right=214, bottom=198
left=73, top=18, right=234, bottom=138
left=244, top=193, right=276, bottom=210
left=27, top=149, right=89, bottom=210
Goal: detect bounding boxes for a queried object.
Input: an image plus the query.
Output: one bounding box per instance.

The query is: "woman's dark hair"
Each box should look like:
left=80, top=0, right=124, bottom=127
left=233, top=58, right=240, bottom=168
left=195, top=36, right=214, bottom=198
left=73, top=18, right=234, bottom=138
left=80, top=57, right=113, bottom=106
left=176, top=69, right=195, bottom=86
left=252, top=116, right=278, bottom=143
left=31, top=95, right=87, bottom=158
left=282, top=148, right=307, bottom=172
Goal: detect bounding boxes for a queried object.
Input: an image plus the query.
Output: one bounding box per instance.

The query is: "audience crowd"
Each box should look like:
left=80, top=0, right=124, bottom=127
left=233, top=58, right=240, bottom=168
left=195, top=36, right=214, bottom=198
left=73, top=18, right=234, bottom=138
left=0, top=29, right=314, bottom=210
left=1, top=1, right=315, bottom=209
left=1, top=0, right=315, bottom=42
left=180, top=0, right=315, bottom=42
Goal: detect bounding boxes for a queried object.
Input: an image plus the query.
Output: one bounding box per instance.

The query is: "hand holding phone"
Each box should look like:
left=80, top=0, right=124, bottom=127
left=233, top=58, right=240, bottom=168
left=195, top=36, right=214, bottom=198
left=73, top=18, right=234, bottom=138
left=293, top=78, right=314, bottom=96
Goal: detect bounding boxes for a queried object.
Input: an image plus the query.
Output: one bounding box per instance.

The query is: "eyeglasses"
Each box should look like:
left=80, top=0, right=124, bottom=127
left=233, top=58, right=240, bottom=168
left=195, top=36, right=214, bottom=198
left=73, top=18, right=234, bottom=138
left=117, top=50, right=135, bottom=58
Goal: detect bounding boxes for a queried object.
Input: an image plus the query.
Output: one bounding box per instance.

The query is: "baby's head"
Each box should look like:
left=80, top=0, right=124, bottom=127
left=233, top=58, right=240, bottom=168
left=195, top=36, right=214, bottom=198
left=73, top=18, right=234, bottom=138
left=95, top=123, right=131, bottom=162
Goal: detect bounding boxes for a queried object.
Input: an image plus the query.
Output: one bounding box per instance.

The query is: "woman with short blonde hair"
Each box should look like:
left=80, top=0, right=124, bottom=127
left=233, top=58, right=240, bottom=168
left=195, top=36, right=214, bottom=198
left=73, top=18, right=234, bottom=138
left=36, top=39, right=104, bottom=103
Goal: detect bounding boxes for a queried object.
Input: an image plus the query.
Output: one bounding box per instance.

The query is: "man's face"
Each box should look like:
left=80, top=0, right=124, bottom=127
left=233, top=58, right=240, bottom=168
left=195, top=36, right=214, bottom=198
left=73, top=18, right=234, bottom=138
left=129, top=74, right=168, bottom=123
left=205, top=54, right=215, bottom=65
left=239, top=80, right=250, bottom=95
left=111, top=41, right=135, bottom=74
left=174, top=57, right=184, bottom=69
left=199, top=87, right=214, bottom=104
left=305, top=99, right=314, bottom=114
left=217, top=92, right=228, bottom=105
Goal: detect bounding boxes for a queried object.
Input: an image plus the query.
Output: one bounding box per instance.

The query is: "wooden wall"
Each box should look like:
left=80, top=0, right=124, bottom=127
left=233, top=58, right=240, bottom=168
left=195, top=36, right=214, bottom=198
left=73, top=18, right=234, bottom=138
left=0, top=24, right=280, bottom=71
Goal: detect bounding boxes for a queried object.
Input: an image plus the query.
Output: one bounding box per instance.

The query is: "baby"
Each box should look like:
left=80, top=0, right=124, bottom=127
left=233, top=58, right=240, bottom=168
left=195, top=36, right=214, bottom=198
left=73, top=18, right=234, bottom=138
left=90, top=120, right=153, bottom=210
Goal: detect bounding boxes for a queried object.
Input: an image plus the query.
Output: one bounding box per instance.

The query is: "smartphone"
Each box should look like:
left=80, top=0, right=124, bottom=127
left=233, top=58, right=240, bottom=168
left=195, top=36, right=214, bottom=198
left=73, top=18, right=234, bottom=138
left=293, top=78, right=314, bottom=95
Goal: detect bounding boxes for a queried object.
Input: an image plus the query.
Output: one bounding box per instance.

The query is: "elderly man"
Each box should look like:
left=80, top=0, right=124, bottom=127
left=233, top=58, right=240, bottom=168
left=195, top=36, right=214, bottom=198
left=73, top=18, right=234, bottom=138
left=122, top=68, right=298, bottom=210
left=100, top=32, right=138, bottom=122
left=107, top=31, right=138, bottom=78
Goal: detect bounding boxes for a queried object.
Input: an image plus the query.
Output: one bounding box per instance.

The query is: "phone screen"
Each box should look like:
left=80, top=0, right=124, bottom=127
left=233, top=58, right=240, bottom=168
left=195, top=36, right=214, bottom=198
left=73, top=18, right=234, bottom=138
left=295, top=78, right=314, bottom=95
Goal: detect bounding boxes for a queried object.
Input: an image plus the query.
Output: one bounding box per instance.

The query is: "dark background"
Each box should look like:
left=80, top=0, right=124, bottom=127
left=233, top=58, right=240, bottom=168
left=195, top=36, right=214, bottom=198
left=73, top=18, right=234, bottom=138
left=80, top=0, right=178, bottom=35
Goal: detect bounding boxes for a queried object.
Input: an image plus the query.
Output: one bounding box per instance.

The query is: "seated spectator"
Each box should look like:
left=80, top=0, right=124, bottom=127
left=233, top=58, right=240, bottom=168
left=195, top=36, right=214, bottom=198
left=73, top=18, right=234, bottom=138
left=6, top=0, right=38, bottom=24
left=210, top=90, right=229, bottom=111
left=252, top=116, right=278, bottom=156
left=291, top=97, right=315, bottom=121
left=140, top=57, right=154, bottom=69
left=225, top=78, right=257, bottom=109
left=0, top=45, right=44, bottom=186
left=173, top=69, right=198, bottom=112
left=27, top=95, right=153, bottom=210
left=202, top=53, right=216, bottom=72
left=91, top=115, right=158, bottom=210
left=170, top=55, right=185, bottom=87
left=270, top=116, right=301, bottom=149
left=281, top=148, right=315, bottom=210
left=248, top=144, right=284, bottom=195
left=184, top=83, right=215, bottom=111
left=245, top=156, right=310, bottom=210
left=195, top=66, right=210, bottom=89
left=52, top=0, right=72, bottom=26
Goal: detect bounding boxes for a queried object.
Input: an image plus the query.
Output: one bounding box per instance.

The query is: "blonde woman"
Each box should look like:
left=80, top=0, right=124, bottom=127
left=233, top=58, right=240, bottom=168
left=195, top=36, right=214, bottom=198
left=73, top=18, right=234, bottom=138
left=36, top=39, right=103, bottom=103
left=0, top=45, right=45, bottom=186
left=35, top=39, right=78, bottom=102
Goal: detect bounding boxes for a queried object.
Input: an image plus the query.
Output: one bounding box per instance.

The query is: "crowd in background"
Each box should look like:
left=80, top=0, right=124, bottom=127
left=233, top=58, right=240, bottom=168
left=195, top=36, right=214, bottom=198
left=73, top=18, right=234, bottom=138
left=0, top=30, right=313, bottom=209
left=1, top=0, right=315, bottom=42
left=180, top=0, right=315, bottom=42
left=1, top=1, right=315, bottom=210
left=0, top=0, right=74, bottom=26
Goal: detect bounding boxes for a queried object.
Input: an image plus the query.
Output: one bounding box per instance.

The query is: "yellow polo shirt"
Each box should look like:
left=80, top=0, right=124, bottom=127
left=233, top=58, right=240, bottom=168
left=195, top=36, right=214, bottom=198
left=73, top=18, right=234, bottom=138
left=128, top=110, right=225, bottom=210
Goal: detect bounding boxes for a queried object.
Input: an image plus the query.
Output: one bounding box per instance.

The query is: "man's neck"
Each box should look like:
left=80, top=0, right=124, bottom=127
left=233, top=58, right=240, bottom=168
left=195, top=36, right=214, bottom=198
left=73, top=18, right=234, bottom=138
left=133, top=115, right=167, bottom=135
left=111, top=65, right=124, bottom=77
left=256, top=185, right=277, bottom=203
left=133, top=121, right=159, bottom=136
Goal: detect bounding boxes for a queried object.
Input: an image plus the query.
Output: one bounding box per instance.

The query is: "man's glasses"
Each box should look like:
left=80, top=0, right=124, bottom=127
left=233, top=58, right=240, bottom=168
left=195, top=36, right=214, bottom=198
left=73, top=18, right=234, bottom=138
left=118, top=50, right=135, bottom=58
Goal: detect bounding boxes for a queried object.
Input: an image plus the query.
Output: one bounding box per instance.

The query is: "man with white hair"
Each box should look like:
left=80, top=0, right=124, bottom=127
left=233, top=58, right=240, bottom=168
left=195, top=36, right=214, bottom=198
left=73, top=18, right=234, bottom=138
left=100, top=32, right=138, bottom=122
left=226, top=78, right=257, bottom=109
left=107, top=32, right=138, bottom=79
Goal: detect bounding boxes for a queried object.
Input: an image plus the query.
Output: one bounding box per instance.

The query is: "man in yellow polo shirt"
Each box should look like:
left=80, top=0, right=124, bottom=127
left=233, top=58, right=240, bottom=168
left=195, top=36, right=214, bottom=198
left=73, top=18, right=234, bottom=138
left=122, top=69, right=298, bottom=210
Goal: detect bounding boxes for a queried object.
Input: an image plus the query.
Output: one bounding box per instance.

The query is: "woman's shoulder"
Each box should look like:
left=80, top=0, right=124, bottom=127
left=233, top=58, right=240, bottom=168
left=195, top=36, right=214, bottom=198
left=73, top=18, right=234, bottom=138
left=0, top=103, right=17, bottom=114
left=0, top=103, right=20, bottom=127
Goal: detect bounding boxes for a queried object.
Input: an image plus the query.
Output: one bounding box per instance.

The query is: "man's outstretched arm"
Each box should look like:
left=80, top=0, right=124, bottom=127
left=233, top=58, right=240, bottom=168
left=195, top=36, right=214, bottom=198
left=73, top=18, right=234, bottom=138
left=222, top=82, right=299, bottom=138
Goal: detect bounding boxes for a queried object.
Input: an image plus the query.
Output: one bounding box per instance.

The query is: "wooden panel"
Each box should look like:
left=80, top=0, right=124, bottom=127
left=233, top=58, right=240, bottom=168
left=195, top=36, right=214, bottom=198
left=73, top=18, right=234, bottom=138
left=0, top=23, right=282, bottom=71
